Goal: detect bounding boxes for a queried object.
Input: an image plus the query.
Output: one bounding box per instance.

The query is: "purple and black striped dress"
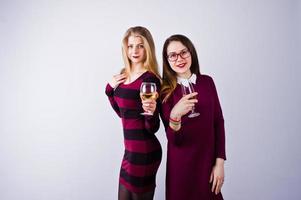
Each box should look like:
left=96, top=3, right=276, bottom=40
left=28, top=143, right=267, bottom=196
left=105, top=71, right=162, bottom=193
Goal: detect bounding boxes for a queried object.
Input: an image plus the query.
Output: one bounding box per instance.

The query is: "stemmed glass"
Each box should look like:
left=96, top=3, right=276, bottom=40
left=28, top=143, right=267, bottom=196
left=181, top=81, right=200, bottom=118
left=140, top=82, right=158, bottom=115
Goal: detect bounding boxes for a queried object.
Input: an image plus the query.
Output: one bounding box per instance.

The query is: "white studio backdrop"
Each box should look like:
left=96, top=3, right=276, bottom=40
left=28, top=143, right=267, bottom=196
left=0, top=0, right=300, bottom=199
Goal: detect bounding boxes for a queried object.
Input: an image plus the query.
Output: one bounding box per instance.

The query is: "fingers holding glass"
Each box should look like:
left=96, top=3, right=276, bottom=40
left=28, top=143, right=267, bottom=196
left=140, top=82, right=158, bottom=115
left=172, top=93, right=198, bottom=117
left=142, top=99, right=157, bottom=114
left=180, top=82, right=200, bottom=118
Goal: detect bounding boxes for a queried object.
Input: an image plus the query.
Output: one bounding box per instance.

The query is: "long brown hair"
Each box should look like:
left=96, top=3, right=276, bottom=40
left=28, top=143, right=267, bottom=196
left=121, top=26, right=160, bottom=80
left=161, top=34, right=200, bottom=102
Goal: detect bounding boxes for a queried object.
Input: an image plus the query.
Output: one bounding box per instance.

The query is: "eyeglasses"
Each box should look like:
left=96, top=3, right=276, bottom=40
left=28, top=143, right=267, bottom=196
left=167, top=49, right=191, bottom=62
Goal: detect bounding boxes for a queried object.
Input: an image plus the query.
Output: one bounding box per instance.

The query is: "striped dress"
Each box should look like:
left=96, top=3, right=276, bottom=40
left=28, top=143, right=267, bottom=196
left=105, top=71, right=162, bottom=193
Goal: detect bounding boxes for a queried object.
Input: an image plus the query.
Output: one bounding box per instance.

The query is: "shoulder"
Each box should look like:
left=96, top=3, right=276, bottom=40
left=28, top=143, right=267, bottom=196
left=143, top=71, right=161, bottom=85
left=197, top=74, right=217, bottom=89
left=197, top=74, right=214, bottom=84
left=198, top=74, right=213, bottom=81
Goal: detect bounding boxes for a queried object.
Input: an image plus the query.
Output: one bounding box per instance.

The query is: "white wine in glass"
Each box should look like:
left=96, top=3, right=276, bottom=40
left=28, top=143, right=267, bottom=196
left=181, top=81, right=200, bottom=118
left=140, top=82, right=158, bottom=115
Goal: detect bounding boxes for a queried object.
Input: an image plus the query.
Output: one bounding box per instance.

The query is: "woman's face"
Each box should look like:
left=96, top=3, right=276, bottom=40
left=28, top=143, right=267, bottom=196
left=166, top=41, right=192, bottom=78
left=127, top=35, right=146, bottom=65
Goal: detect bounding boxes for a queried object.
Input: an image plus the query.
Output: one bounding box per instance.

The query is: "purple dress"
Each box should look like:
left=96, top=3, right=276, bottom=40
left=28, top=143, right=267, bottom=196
left=160, top=74, right=226, bottom=200
left=105, top=71, right=162, bottom=193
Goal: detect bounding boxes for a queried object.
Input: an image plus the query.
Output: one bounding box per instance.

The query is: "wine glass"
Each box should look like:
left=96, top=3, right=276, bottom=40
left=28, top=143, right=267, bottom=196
left=181, top=81, right=200, bottom=118
left=140, top=82, right=158, bottom=115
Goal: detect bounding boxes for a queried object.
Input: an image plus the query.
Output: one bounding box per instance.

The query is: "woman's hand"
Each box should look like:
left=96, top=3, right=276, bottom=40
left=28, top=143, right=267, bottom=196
left=170, top=92, right=198, bottom=120
left=141, top=92, right=158, bottom=115
left=210, top=158, right=225, bottom=195
left=109, top=73, right=127, bottom=88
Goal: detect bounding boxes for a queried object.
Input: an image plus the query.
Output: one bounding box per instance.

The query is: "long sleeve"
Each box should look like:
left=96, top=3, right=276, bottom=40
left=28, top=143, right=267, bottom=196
left=105, top=83, right=121, bottom=118
left=143, top=75, right=161, bottom=134
left=160, top=97, right=184, bottom=146
left=209, top=77, right=226, bottom=160
left=144, top=108, right=160, bottom=134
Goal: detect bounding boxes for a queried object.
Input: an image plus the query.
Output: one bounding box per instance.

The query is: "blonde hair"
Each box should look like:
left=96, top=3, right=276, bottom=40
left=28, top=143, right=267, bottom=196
left=121, top=26, right=160, bottom=79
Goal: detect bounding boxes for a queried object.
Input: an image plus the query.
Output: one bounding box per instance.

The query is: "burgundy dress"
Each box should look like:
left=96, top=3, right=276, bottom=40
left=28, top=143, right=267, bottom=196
left=105, top=71, right=162, bottom=193
left=160, top=74, right=226, bottom=200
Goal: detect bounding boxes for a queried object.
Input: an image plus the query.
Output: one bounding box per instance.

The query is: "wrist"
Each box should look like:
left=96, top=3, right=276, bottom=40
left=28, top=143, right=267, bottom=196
left=108, top=82, right=115, bottom=88
left=169, top=121, right=181, bottom=131
left=170, top=112, right=181, bottom=121
left=215, top=158, right=225, bottom=166
left=169, top=114, right=181, bottom=132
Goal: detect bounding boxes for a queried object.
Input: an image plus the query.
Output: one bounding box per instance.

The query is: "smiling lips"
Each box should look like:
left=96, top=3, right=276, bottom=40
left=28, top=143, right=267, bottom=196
left=177, top=63, right=186, bottom=68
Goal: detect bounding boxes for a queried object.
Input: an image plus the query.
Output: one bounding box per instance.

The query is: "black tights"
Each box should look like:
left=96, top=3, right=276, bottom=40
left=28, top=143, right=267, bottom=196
left=118, top=184, right=154, bottom=200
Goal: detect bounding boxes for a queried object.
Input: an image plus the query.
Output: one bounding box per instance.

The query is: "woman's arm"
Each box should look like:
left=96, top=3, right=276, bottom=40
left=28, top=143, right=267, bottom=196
left=210, top=77, right=226, bottom=160
left=208, top=76, right=226, bottom=195
left=105, top=84, right=121, bottom=117
left=143, top=76, right=161, bottom=134
left=160, top=92, right=198, bottom=145
left=105, top=73, right=126, bottom=118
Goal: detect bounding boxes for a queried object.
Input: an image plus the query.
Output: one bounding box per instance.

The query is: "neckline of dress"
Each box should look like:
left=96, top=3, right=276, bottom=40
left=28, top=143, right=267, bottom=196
left=122, top=71, right=148, bottom=86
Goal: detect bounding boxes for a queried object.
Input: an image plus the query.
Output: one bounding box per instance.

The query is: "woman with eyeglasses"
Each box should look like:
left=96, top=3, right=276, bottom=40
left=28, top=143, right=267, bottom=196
left=160, top=34, right=226, bottom=200
left=105, top=26, right=162, bottom=200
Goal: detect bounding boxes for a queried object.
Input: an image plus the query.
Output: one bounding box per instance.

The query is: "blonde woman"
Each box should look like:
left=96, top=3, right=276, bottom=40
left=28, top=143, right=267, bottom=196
left=105, top=26, right=162, bottom=200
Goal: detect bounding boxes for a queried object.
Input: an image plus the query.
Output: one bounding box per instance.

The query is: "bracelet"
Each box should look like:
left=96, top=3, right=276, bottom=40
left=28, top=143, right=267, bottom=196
left=169, top=116, right=181, bottom=123
left=169, top=117, right=181, bottom=126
